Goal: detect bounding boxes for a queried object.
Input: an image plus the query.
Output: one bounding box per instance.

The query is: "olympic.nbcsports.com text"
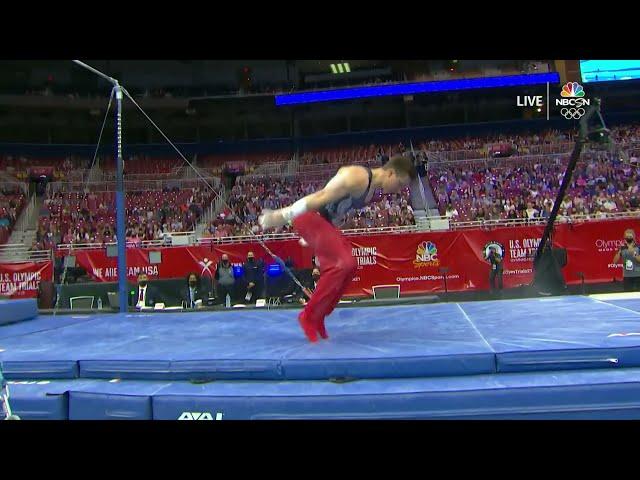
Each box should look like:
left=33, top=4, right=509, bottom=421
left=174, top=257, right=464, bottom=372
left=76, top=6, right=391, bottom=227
left=394, top=268, right=532, bottom=283
left=396, top=274, right=461, bottom=282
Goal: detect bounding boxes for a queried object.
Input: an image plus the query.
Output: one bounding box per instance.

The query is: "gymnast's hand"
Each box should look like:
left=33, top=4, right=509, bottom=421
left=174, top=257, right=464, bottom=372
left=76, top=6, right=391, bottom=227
left=258, top=209, right=287, bottom=229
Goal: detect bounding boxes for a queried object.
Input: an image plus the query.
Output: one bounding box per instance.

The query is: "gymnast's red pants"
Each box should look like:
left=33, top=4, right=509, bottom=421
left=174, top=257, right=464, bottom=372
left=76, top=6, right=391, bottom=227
left=293, top=211, right=358, bottom=341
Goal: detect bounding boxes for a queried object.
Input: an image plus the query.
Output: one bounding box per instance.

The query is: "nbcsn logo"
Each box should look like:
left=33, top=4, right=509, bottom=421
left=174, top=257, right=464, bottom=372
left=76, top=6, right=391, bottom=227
left=556, top=82, right=590, bottom=120
left=556, top=82, right=590, bottom=108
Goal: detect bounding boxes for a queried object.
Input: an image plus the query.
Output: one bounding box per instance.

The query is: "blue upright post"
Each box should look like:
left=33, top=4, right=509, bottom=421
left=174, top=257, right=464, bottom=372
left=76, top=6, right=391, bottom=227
left=114, top=84, right=127, bottom=313
left=70, top=61, right=128, bottom=312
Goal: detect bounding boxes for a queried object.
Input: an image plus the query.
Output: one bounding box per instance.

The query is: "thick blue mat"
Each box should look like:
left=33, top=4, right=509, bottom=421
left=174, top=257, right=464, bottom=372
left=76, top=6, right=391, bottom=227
left=7, top=380, right=80, bottom=420
left=0, top=304, right=496, bottom=380
left=3, top=296, right=640, bottom=382
left=0, top=299, right=38, bottom=326
left=11, top=368, right=640, bottom=420
left=0, top=313, right=98, bottom=339
left=151, top=368, right=640, bottom=420
left=461, top=296, right=640, bottom=373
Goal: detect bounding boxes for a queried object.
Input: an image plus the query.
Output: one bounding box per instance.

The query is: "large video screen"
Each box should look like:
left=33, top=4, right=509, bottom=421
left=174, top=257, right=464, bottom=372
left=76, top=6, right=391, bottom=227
left=580, top=60, right=640, bottom=83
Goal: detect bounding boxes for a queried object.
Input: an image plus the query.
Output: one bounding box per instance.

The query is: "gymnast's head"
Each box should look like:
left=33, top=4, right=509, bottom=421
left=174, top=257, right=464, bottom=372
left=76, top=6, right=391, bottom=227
left=379, top=154, right=417, bottom=194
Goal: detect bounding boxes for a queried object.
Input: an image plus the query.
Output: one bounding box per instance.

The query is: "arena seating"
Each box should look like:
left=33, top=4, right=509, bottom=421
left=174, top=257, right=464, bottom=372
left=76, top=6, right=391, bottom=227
left=427, top=125, right=640, bottom=223
left=10, top=123, right=640, bottom=248
left=0, top=155, right=91, bottom=182
left=34, top=187, right=216, bottom=249
left=0, top=188, right=25, bottom=245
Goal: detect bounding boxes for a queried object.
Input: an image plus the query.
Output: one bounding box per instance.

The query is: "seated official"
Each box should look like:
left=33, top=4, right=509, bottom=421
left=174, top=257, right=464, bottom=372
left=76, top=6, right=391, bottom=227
left=298, top=268, right=321, bottom=305
left=130, top=273, right=160, bottom=308
left=180, top=272, right=205, bottom=309
left=241, top=251, right=264, bottom=302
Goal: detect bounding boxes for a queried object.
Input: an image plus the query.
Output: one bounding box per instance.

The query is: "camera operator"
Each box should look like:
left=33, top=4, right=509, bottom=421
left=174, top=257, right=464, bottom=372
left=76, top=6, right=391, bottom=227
left=613, top=229, right=640, bottom=291
left=486, top=246, right=504, bottom=294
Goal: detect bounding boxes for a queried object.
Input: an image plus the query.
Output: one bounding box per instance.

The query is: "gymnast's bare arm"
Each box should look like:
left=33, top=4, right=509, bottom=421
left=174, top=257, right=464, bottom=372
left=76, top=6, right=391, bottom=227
left=259, top=166, right=368, bottom=229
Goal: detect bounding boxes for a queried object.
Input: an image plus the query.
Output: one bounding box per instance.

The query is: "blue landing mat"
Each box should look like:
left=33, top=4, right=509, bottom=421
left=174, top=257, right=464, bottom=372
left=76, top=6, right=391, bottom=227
left=0, top=304, right=496, bottom=381
left=460, top=296, right=640, bottom=373
left=0, top=299, right=38, bottom=326
left=0, top=314, right=98, bottom=339
left=151, top=368, right=640, bottom=420
left=3, top=296, right=640, bottom=381
left=7, top=380, right=84, bottom=420
left=11, top=368, right=640, bottom=419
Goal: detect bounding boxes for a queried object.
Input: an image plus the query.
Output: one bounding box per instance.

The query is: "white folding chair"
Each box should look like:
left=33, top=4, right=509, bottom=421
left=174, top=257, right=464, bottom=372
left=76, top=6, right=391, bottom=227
left=372, top=284, right=401, bottom=300
left=69, top=296, right=95, bottom=310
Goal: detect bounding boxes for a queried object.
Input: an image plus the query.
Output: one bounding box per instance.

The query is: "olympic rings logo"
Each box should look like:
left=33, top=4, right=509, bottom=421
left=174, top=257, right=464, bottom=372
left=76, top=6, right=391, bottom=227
left=560, top=107, right=585, bottom=120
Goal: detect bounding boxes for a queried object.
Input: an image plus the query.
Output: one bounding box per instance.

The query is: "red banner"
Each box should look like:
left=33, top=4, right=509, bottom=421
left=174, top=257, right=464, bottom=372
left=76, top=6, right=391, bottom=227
left=69, top=241, right=311, bottom=283
left=49, top=219, right=640, bottom=297
left=0, top=262, right=52, bottom=299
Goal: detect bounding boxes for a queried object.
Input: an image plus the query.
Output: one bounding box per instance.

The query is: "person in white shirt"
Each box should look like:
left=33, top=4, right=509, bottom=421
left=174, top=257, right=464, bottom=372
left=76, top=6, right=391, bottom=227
left=445, top=204, right=459, bottom=219
left=603, top=197, right=617, bottom=212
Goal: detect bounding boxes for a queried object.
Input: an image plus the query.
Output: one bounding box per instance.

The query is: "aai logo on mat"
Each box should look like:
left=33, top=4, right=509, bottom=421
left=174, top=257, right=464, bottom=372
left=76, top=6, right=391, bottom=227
left=178, top=411, right=224, bottom=420
left=483, top=241, right=505, bottom=260
left=414, top=241, right=439, bottom=267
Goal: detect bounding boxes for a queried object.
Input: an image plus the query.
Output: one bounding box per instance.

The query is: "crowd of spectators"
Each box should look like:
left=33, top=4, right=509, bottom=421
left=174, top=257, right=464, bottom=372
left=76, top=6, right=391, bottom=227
left=0, top=187, right=25, bottom=244
left=0, top=155, right=91, bottom=182
left=32, top=187, right=215, bottom=249
left=9, top=123, right=640, bottom=249
left=202, top=177, right=415, bottom=239
left=430, top=149, right=640, bottom=223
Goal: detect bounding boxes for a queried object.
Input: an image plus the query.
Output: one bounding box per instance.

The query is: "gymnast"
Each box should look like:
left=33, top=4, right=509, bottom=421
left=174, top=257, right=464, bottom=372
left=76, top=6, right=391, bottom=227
left=259, top=154, right=416, bottom=342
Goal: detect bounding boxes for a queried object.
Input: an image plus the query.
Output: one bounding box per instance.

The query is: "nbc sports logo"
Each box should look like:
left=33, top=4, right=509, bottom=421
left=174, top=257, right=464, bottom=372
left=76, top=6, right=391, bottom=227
left=413, top=241, right=440, bottom=267
left=556, top=82, right=590, bottom=119
left=560, top=82, right=585, bottom=98
left=416, top=241, right=438, bottom=262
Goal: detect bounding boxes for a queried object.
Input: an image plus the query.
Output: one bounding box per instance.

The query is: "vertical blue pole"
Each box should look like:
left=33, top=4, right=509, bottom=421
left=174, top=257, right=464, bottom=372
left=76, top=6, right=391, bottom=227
left=114, top=84, right=127, bottom=313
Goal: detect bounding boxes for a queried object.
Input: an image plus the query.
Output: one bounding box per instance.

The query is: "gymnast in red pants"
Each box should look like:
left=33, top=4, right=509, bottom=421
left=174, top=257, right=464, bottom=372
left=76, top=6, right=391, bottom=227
left=258, top=155, right=416, bottom=342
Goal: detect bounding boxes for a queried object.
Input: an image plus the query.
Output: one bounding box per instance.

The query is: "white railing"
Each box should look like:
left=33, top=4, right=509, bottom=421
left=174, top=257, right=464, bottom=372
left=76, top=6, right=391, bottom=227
left=194, top=183, right=227, bottom=237
left=0, top=244, right=51, bottom=262
left=197, top=224, right=420, bottom=245
left=173, top=164, right=220, bottom=183
left=286, top=156, right=298, bottom=176
left=428, top=210, right=640, bottom=230
left=86, top=163, right=103, bottom=184
left=421, top=141, right=640, bottom=166
left=55, top=230, right=197, bottom=252
left=14, top=210, right=640, bottom=255
left=243, top=161, right=288, bottom=177
left=421, top=142, right=575, bottom=163
left=13, top=194, right=36, bottom=233
left=47, top=176, right=221, bottom=194
left=0, top=181, right=29, bottom=194
left=410, top=138, right=428, bottom=212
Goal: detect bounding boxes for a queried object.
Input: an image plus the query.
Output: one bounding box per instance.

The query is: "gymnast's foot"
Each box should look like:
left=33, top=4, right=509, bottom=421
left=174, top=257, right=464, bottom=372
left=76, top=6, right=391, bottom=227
left=316, top=316, right=329, bottom=340
left=298, top=310, right=318, bottom=343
